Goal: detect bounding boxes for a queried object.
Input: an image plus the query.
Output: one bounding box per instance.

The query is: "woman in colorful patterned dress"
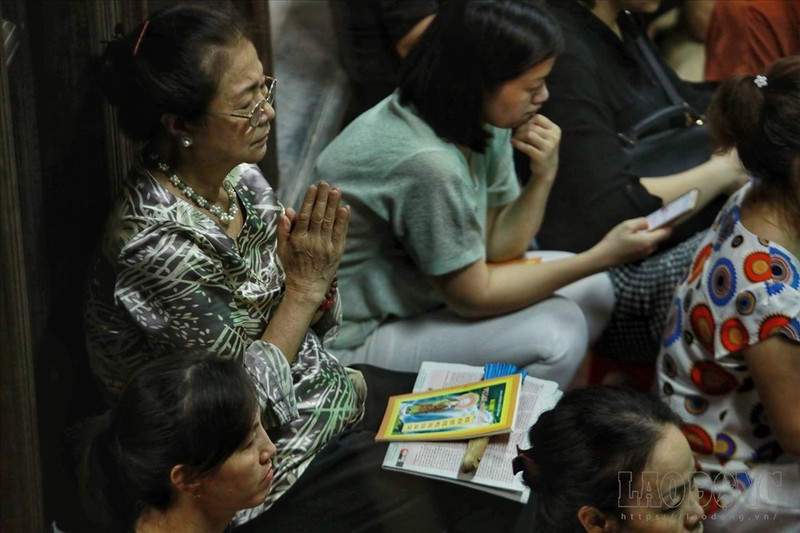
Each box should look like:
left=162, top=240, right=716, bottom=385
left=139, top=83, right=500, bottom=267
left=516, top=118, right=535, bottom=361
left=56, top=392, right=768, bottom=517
left=85, top=4, right=521, bottom=531
left=657, top=56, right=800, bottom=530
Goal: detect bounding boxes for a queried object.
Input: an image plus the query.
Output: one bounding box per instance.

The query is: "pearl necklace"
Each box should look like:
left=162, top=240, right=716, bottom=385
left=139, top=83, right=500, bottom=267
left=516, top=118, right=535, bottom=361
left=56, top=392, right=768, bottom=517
left=150, top=155, right=239, bottom=225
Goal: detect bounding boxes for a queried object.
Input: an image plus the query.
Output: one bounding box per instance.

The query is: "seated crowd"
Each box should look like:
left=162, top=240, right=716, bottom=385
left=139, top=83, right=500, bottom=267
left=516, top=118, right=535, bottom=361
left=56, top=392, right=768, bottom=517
left=73, top=1, right=798, bottom=532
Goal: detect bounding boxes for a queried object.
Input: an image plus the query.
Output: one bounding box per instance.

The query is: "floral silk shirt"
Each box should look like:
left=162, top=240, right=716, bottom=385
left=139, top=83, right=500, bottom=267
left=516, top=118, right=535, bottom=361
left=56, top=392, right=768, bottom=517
left=85, top=161, right=364, bottom=522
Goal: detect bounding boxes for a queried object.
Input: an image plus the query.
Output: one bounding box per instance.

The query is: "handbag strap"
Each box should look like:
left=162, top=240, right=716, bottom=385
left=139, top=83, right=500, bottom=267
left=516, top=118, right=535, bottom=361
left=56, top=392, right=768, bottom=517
left=618, top=10, right=705, bottom=142
left=621, top=10, right=688, bottom=108
left=618, top=104, right=696, bottom=145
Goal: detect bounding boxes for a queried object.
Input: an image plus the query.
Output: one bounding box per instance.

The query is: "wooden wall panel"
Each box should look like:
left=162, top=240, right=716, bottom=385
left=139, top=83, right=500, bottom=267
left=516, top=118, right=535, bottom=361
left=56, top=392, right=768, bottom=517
left=1, top=1, right=46, bottom=529
left=1, top=24, right=46, bottom=533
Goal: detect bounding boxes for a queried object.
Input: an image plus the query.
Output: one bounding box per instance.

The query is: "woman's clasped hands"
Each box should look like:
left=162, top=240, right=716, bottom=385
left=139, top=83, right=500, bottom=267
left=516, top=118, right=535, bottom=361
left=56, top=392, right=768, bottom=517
left=278, top=182, right=350, bottom=312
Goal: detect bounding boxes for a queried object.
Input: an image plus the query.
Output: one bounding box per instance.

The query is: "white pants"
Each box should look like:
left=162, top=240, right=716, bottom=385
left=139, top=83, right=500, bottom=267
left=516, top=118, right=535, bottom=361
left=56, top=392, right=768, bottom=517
left=704, top=463, right=800, bottom=533
left=331, top=251, right=614, bottom=388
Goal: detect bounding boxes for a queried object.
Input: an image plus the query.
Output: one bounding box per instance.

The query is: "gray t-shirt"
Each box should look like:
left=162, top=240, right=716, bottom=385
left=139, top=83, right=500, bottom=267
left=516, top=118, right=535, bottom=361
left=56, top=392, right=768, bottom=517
left=313, top=92, right=520, bottom=348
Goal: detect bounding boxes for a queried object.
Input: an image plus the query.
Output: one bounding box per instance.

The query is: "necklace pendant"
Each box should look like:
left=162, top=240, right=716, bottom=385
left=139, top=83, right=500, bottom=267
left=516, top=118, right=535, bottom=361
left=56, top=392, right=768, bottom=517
left=154, top=154, right=238, bottom=226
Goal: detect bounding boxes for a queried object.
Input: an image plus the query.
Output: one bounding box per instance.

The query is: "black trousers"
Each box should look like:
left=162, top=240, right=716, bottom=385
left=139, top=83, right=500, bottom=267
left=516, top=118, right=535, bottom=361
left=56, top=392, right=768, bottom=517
left=235, top=365, right=524, bottom=533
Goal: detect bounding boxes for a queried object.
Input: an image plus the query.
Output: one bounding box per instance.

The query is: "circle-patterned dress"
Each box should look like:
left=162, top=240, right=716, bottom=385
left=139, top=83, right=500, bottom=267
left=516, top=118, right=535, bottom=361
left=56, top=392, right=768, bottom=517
left=656, top=181, right=800, bottom=508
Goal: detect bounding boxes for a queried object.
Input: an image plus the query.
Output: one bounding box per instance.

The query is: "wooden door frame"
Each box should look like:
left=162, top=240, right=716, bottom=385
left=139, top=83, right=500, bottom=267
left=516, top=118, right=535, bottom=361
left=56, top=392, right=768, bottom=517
left=0, top=1, right=274, bottom=529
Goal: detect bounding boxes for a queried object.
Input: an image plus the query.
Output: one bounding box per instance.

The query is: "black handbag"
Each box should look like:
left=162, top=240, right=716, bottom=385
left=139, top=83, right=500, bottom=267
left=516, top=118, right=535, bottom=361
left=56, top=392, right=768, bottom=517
left=618, top=11, right=712, bottom=177
left=618, top=11, right=724, bottom=246
left=620, top=103, right=711, bottom=177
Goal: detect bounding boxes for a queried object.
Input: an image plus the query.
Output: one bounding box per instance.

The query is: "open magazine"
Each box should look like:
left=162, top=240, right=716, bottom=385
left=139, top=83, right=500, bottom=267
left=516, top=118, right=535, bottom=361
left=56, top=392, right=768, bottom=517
left=375, top=373, right=521, bottom=442
left=381, top=361, right=562, bottom=503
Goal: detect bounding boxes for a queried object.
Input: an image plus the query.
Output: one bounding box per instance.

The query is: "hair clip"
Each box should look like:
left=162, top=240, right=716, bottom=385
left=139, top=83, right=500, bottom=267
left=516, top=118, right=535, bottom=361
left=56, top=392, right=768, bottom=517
left=133, top=20, right=150, bottom=57
left=754, top=75, right=768, bottom=88
left=512, top=444, right=539, bottom=476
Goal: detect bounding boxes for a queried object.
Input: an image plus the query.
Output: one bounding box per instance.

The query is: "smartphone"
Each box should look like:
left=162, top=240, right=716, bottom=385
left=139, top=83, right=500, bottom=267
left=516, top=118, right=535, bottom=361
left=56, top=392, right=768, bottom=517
left=645, top=188, right=699, bottom=231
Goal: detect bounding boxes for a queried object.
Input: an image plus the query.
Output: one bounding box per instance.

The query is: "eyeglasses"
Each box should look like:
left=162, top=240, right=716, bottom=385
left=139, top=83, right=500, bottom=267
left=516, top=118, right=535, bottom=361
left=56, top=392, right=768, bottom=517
left=215, top=76, right=277, bottom=128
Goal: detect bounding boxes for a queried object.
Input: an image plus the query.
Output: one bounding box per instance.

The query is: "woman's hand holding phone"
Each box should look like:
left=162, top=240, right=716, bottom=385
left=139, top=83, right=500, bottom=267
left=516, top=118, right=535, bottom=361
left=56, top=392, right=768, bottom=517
left=589, top=218, right=672, bottom=269
left=643, top=188, right=700, bottom=231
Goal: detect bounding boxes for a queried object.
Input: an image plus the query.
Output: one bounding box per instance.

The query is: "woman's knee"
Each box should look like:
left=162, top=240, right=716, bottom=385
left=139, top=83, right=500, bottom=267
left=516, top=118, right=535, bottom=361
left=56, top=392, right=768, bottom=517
left=556, top=271, right=616, bottom=343
left=555, top=271, right=615, bottom=315
left=520, top=298, right=588, bottom=385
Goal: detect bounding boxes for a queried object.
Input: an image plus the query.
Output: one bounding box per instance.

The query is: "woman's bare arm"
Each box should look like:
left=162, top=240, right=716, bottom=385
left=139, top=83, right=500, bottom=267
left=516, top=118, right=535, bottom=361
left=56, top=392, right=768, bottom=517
left=433, top=218, right=669, bottom=318
left=744, top=336, right=800, bottom=455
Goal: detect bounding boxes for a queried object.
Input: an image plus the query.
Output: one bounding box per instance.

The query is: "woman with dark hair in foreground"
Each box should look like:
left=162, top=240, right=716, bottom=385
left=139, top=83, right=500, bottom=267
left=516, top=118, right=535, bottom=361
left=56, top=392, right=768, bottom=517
left=516, top=386, right=703, bottom=532
left=79, top=356, right=276, bottom=533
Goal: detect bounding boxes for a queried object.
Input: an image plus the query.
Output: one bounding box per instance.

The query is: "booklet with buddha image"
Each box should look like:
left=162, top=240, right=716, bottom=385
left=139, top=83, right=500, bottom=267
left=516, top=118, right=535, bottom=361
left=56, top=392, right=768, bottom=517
left=375, top=373, right=521, bottom=442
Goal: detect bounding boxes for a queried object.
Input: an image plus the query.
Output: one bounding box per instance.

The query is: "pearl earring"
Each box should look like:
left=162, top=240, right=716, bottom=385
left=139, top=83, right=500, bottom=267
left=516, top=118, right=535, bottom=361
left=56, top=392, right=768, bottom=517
left=181, top=137, right=193, bottom=148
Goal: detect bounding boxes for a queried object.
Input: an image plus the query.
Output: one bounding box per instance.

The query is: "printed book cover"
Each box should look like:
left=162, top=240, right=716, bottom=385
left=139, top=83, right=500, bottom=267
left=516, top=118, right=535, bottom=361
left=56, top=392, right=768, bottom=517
left=375, top=373, right=521, bottom=442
